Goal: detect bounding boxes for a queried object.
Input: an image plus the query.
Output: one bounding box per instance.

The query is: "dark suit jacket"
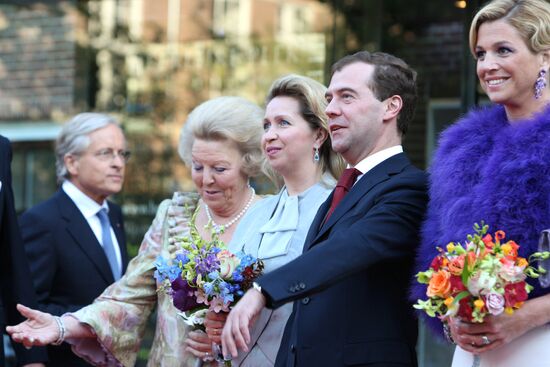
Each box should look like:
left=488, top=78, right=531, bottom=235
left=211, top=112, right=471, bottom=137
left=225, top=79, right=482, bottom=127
left=0, top=136, right=47, bottom=366
left=258, top=153, right=428, bottom=367
left=19, top=189, right=128, bottom=367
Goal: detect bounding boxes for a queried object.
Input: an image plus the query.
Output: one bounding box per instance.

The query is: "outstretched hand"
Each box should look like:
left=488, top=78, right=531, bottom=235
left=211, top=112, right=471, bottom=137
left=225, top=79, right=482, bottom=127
left=221, top=288, right=265, bottom=359
left=6, top=304, right=58, bottom=348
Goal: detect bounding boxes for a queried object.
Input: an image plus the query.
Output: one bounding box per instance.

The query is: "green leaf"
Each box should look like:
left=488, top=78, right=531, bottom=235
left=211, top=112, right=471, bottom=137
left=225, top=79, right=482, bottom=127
left=451, top=291, right=469, bottom=306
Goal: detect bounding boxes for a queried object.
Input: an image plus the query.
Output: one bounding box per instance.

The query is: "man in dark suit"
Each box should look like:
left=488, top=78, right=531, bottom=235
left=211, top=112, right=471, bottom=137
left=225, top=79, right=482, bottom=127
left=19, top=114, right=129, bottom=366
left=222, top=51, right=428, bottom=367
left=1, top=135, right=47, bottom=367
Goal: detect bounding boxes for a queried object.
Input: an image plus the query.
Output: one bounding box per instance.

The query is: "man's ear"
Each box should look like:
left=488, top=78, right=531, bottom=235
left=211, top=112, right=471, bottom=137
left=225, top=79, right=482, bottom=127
left=383, top=95, right=402, bottom=122
left=64, top=154, right=79, bottom=177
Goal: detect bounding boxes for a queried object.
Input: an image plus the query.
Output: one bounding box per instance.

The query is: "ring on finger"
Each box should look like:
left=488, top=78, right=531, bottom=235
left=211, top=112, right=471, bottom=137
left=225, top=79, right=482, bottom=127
left=482, top=335, right=491, bottom=345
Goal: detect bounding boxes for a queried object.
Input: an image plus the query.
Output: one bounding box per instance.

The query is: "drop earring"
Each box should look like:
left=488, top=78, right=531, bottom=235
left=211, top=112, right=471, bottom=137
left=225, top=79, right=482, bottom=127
left=534, top=69, right=547, bottom=99
left=313, top=147, right=320, bottom=162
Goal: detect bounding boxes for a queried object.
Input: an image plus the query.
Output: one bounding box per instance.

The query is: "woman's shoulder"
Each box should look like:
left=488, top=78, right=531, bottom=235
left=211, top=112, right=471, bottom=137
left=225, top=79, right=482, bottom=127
left=430, top=105, right=505, bottom=174
left=438, top=105, right=505, bottom=148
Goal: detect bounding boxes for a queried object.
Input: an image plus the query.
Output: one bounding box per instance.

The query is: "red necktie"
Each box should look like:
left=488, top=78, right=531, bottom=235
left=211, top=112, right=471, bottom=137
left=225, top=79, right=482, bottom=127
left=324, top=168, right=361, bottom=222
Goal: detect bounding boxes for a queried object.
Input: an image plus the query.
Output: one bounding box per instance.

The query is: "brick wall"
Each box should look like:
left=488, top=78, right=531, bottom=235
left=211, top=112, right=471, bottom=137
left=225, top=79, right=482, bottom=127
left=0, top=1, right=77, bottom=121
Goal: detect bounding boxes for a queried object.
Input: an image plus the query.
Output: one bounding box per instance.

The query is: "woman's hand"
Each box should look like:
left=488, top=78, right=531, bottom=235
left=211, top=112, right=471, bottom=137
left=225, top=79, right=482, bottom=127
left=184, top=330, right=214, bottom=361
left=6, top=304, right=59, bottom=348
left=449, top=294, right=550, bottom=353
left=204, top=311, right=228, bottom=345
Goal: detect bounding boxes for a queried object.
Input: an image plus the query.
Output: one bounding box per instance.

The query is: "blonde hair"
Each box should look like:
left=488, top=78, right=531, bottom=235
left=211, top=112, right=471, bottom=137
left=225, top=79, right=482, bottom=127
left=264, top=74, right=345, bottom=187
left=179, top=96, right=265, bottom=178
left=469, top=0, right=550, bottom=55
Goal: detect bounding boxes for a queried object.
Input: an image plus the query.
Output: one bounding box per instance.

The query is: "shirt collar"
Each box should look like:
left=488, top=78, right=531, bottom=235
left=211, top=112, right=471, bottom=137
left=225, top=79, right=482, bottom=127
left=62, top=180, right=109, bottom=219
left=353, top=145, right=403, bottom=175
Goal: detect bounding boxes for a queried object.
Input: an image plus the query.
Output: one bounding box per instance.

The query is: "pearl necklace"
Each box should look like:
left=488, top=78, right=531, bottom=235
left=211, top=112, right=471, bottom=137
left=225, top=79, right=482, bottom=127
left=204, top=187, right=255, bottom=233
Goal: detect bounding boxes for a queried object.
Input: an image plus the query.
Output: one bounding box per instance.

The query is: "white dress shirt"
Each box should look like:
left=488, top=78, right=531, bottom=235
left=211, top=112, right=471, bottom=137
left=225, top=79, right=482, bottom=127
left=62, top=181, right=122, bottom=270
left=353, top=145, right=403, bottom=183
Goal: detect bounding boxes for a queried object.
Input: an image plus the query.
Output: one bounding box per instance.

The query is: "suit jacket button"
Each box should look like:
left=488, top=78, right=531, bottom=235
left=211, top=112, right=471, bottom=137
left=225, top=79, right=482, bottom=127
left=288, top=285, right=295, bottom=292
left=299, top=282, right=306, bottom=290
left=290, top=344, right=296, bottom=353
left=301, top=297, right=310, bottom=305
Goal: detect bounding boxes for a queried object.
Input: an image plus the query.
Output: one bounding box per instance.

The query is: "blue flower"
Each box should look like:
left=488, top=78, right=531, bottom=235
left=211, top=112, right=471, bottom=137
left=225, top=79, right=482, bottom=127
left=208, top=271, right=220, bottom=280
left=237, top=253, right=256, bottom=267
left=232, top=271, right=243, bottom=282
left=154, top=256, right=182, bottom=283
left=175, top=252, right=189, bottom=266
left=203, top=282, right=215, bottom=296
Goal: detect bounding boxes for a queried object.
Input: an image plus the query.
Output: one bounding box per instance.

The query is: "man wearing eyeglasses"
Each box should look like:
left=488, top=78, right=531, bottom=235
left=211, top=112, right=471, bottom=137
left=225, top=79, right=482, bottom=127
left=18, top=113, right=129, bottom=366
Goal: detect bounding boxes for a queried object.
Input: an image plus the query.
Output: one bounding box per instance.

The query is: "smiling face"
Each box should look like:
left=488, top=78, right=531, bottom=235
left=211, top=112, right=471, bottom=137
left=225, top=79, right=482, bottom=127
left=325, top=62, right=388, bottom=165
left=191, top=138, right=249, bottom=215
left=262, top=96, right=325, bottom=178
left=475, top=19, right=548, bottom=118
left=65, top=124, right=126, bottom=204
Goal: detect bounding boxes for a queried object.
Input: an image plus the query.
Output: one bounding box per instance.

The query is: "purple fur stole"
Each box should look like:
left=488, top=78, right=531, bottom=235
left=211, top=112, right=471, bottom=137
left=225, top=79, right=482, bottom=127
left=411, top=103, right=550, bottom=335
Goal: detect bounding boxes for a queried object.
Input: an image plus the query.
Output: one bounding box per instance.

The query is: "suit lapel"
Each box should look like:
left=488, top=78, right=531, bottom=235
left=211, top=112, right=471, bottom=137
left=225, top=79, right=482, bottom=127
left=306, top=153, right=410, bottom=250
left=57, top=190, right=115, bottom=283
left=302, top=195, right=332, bottom=251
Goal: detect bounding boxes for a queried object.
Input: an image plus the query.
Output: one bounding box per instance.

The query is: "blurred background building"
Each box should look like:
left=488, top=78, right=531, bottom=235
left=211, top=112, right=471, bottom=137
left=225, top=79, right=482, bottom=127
left=0, top=0, right=484, bottom=365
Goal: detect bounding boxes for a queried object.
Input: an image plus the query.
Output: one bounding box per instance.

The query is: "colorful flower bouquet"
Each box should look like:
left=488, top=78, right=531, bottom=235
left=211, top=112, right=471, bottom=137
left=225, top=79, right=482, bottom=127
left=414, top=222, right=550, bottom=323
left=154, top=220, right=264, bottom=364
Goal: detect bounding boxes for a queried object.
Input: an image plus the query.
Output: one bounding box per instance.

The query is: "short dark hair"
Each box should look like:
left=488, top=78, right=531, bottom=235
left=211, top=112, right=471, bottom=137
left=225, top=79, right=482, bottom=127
left=331, top=51, right=418, bottom=135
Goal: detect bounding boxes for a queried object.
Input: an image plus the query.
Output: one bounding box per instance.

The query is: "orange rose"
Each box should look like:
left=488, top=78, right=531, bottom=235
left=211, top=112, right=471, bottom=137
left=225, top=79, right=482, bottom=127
left=448, top=255, right=465, bottom=276
left=427, top=270, right=452, bottom=298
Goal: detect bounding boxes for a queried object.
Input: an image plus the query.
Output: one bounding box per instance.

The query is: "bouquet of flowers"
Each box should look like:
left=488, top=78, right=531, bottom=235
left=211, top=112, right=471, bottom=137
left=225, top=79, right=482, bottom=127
left=154, top=220, right=264, bottom=364
left=414, top=222, right=550, bottom=323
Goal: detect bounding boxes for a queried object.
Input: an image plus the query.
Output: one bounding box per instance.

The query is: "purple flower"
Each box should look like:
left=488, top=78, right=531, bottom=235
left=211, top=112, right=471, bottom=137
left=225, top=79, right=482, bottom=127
left=195, top=252, right=220, bottom=275
left=171, top=277, right=199, bottom=312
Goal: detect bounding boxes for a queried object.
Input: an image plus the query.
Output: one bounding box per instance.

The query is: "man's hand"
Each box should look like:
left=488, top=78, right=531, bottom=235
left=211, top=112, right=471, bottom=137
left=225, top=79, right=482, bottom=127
left=221, top=288, right=266, bottom=359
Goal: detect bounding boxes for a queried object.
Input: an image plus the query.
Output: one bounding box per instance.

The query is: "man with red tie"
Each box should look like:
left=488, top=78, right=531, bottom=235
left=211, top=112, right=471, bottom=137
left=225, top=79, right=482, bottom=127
left=222, top=51, right=428, bottom=367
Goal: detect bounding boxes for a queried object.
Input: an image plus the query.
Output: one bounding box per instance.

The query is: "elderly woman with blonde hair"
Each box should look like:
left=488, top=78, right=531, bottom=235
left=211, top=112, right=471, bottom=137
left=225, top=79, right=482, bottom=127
left=7, top=96, right=265, bottom=367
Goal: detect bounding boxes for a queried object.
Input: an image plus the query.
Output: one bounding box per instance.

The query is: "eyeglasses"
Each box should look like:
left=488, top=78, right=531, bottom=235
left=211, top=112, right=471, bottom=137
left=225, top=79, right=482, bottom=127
left=93, top=148, right=131, bottom=163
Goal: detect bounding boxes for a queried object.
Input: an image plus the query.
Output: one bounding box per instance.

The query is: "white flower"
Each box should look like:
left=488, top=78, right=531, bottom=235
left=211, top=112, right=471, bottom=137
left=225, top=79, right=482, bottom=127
left=467, top=271, right=496, bottom=296
left=499, top=260, right=526, bottom=282
left=179, top=308, right=207, bottom=327
left=217, top=250, right=240, bottom=279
